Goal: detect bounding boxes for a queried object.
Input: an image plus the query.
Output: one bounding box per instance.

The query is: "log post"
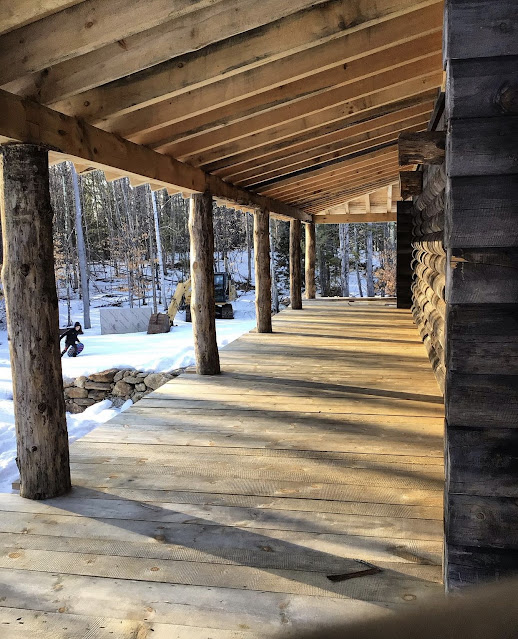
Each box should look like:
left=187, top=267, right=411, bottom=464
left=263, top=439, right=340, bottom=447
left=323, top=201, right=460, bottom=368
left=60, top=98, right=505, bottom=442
left=253, top=208, right=272, bottom=333
left=289, top=219, right=302, bottom=309
left=0, top=144, right=71, bottom=500
left=305, top=222, right=316, bottom=299
left=443, top=0, right=518, bottom=590
left=396, top=201, right=413, bottom=309
left=189, top=191, right=220, bottom=375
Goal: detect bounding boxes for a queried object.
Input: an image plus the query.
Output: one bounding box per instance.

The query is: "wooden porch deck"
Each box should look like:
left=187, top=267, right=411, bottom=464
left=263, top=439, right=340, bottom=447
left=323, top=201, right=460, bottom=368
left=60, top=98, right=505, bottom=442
left=0, top=299, right=444, bottom=638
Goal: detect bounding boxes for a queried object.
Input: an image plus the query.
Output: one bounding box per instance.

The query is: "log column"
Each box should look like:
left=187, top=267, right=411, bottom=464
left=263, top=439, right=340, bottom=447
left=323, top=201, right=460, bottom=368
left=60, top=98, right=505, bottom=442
left=305, top=222, right=316, bottom=299
left=0, top=144, right=71, bottom=500
left=444, top=0, right=518, bottom=589
left=396, top=201, right=413, bottom=308
left=253, top=208, right=272, bottom=333
left=189, top=191, right=220, bottom=375
left=289, top=219, right=302, bottom=309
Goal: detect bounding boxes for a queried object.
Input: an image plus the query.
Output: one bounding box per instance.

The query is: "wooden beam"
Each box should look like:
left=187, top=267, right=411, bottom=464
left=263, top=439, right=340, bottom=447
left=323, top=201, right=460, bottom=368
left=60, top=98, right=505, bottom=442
left=0, top=0, right=226, bottom=85
left=5, top=0, right=331, bottom=103
left=188, top=191, right=220, bottom=376
left=235, top=112, right=431, bottom=188
left=152, top=47, right=443, bottom=162
left=398, top=131, right=446, bottom=165
left=290, top=220, right=302, bottom=310
left=211, top=95, right=435, bottom=179
left=0, top=0, right=86, bottom=36
left=262, top=162, right=402, bottom=207
left=302, top=176, right=401, bottom=212
left=400, top=170, right=424, bottom=199
left=262, top=155, right=403, bottom=200
left=56, top=2, right=443, bottom=125
left=144, top=76, right=441, bottom=158
left=315, top=212, right=397, bottom=224
left=253, top=209, right=272, bottom=333
left=305, top=222, right=316, bottom=299
left=285, top=167, right=401, bottom=206
left=0, top=89, right=309, bottom=222
left=0, top=144, right=71, bottom=499
left=364, top=194, right=372, bottom=214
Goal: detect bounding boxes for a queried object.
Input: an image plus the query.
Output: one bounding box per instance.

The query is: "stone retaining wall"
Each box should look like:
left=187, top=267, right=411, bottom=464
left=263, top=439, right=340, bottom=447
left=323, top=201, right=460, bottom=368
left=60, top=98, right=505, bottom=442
left=63, top=367, right=180, bottom=413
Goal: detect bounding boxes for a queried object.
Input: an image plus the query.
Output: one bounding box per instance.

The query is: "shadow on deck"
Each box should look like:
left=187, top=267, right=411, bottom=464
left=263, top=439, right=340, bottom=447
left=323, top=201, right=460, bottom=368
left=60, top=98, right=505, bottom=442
left=0, top=299, right=445, bottom=638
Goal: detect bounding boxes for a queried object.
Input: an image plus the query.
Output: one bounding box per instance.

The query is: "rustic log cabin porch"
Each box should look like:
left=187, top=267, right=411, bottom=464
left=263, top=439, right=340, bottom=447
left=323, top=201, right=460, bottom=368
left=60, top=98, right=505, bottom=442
left=0, top=0, right=516, bottom=635
left=0, top=299, right=444, bottom=636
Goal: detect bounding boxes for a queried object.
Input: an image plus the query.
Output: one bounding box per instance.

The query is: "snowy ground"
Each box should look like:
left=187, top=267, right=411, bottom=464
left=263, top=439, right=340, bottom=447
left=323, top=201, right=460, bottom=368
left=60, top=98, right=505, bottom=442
left=0, top=291, right=257, bottom=493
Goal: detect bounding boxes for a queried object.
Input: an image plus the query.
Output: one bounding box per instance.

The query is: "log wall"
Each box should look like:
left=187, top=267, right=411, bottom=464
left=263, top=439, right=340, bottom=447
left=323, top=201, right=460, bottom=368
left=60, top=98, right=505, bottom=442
left=443, top=0, right=518, bottom=590
left=410, top=162, right=446, bottom=393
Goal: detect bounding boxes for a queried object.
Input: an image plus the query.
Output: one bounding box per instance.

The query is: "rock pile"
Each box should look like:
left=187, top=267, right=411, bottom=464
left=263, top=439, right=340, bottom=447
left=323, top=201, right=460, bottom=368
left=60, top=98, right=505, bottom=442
left=63, top=367, right=180, bottom=413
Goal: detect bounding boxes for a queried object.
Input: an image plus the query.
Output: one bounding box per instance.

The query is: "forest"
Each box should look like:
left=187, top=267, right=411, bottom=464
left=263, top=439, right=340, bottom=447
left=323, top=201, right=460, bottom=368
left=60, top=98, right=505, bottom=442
left=49, top=161, right=396, bottom=325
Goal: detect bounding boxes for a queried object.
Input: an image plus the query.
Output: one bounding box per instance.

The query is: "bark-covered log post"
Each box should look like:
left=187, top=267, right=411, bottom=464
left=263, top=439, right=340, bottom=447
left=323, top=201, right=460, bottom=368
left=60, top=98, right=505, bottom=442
left=290, top=219, right=302, bottom=309
left=253, top=208, right=272, bottom=333
left=0, top=144, right=71, bottom=500
left=305, top=222, right=316, bottom=299
left=189, top=191, right=220, bottom=375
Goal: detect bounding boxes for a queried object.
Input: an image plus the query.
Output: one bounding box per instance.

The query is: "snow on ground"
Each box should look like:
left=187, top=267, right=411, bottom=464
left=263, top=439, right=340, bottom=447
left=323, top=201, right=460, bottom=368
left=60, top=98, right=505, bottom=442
left=0, top=287, right=257, bottom=493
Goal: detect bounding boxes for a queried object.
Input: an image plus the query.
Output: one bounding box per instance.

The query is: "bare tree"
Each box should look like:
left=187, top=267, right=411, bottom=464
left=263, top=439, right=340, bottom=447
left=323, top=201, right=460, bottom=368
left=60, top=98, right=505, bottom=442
left=339, top=223, right=350, bottom=297
left=270, top=218, right=279, bottom=313
left=70, top=164, right=91, bottom=328
left=151, top=190, right=167, bottom=309
left=366, top=222, right=375, bottom=297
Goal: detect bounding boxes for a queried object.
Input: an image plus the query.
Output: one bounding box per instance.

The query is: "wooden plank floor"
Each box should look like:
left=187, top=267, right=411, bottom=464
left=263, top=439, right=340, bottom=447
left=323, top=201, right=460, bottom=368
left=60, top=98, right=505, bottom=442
left=0, top=299, right=445, bottom=638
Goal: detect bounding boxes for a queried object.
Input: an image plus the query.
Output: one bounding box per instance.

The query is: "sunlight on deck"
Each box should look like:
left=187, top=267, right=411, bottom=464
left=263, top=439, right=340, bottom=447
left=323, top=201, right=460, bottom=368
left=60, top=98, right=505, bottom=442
left=0, top=299, right=444, bottom=637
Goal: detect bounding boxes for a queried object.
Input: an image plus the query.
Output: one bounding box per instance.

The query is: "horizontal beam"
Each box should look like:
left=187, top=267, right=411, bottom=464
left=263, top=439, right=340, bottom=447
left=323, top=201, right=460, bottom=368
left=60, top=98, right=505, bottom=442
left=260, top=146, right=400, bottom=195
left=222, top=101, right=433, bottom=185
left=314, top=212, right=397, bottom=223
left=0, top=90, right=309, bottom=221
left=0, top=0, right=86, bottom=36
left=210, top=91, right=437, bottom=177
left=54, top=0, right=442, bottom=122
left=5, top=0, right=330, bottom=103
left=0, top=0, right=225, bottom=85
left=160, top=45, right=443, bottom=163
left=240, top=116, right=430, bottom=189
left=262, top=154, right=402, bottom=200
left=398, top=130, right=446, bottom=165
left=301, top=176, right=401, bottom=212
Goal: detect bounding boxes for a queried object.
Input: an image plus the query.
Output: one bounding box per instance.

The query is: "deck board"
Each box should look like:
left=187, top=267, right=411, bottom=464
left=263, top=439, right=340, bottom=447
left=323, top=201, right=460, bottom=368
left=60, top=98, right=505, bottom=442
left=0, top=300, right=444, bottom=637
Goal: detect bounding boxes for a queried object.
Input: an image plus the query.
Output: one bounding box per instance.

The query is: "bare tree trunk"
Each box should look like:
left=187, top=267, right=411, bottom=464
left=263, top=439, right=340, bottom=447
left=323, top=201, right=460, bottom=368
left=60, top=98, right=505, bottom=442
left=189, top=192, right=220, bottom=375
left=366, top=222, right=375, bottom=297
left=254, top=209, right=272, bottom=333
left=246, top=212, right=252, bottom=286
left=60, top=171, right=72, bottom=326
left=305, top=222, right=316, bottom=299
left=151, top=190, right=167, bottom=309
left=270, top=218, right=279, bottom=314
left=354, top=225, right=363, bottom=297
left=319, top=244, right=328, bottom=297
left=289, top=220, right=302, bottom=309
left=71, top=165, right=91, bottom=328
left=1, top=144, right=71, bottom=499
left=339, top=223, right=350, bottom=297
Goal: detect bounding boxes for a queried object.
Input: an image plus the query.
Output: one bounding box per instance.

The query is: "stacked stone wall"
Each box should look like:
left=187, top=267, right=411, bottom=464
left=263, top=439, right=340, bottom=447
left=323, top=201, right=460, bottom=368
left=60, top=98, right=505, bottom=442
left=63, top=367, right=181, bottom=413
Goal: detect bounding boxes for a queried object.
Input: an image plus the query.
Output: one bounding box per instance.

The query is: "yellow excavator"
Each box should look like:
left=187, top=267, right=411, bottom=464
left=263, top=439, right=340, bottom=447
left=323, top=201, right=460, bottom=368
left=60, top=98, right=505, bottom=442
left=168, top=272, right=237, bottom=323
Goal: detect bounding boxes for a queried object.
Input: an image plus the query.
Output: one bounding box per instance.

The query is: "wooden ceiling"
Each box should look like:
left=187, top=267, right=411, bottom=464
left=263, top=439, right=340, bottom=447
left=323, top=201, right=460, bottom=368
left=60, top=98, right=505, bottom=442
left=0, top=0, right=444, bottom=222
